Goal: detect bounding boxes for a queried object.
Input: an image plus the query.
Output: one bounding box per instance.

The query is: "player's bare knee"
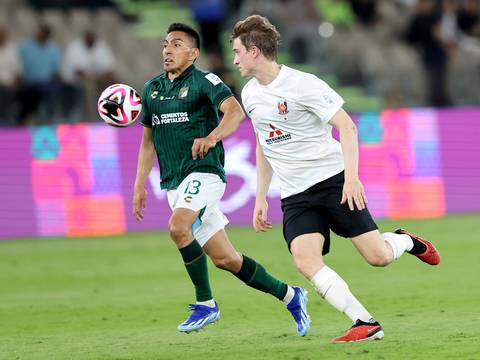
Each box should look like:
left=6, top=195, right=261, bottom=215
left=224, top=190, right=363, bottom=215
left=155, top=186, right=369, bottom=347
left=169, top=221, right=190, bottom=245
left=292, top=252, right=321, bottom=278
left=213, top=254, right=241, bottom=272
left=366, top=251, right=393, bottom=267
left=294, top=262, right=311, bottom=277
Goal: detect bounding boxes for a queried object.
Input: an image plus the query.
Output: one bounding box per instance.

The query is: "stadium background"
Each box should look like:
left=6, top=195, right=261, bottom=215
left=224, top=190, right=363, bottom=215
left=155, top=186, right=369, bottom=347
left=1, top=0, right=480, bottom=239
left=1, top=107, right=480, bottom=239
left=1, top=1, right=480, bottom=359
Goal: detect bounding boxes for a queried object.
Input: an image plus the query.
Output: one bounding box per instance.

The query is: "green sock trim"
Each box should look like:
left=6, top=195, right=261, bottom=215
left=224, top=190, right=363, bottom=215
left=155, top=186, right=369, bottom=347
left=183, top=253, right=205, bottom=266
left=235, top=254, right=257, bottom=283
left=234, top=255, right=288, bottom=301
left=246, top=265, right=259, bottom=285
left=179, top=240, right=203, bottom=263
left=179, top=240, right=212, bottom=302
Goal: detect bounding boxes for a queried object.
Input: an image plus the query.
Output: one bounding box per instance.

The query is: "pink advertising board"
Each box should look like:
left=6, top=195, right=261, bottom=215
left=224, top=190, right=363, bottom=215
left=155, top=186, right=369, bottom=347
left=1, top=107, right=479, bottom=239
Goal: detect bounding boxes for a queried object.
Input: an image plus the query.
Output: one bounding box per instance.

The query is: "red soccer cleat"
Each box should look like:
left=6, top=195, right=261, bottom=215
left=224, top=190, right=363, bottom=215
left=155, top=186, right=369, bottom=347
left=332, top=319, right=384, bottom=343
left=395, top=228, right=441, bottom=265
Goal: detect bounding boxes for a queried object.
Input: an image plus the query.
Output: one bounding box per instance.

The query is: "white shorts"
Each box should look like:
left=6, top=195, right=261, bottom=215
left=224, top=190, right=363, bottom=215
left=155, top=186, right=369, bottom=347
left=166, top=172, right=229, bottom=247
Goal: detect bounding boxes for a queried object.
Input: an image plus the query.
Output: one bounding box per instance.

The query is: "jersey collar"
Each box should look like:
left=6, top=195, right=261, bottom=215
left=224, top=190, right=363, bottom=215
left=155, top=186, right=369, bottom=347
left=259, top=64, right=287, bottom=89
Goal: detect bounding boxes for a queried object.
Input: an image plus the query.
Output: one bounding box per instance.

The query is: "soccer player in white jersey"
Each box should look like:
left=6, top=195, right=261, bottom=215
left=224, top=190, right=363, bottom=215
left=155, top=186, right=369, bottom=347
left=231, top=15, right=441, bottom=343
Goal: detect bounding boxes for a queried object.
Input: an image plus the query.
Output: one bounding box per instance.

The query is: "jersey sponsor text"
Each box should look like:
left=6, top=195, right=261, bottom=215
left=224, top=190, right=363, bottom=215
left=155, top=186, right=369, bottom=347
left=152, top=112, right=190, bottom=125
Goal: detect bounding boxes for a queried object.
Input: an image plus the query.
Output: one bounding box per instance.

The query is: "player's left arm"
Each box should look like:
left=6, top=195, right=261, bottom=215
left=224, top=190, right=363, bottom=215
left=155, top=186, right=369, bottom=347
left=191, top=96, right=245, bottom=160
left=329, top=109, right=368, bottom=211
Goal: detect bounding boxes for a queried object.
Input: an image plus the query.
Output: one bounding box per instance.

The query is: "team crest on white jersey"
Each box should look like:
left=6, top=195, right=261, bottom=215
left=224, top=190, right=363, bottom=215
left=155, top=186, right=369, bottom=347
left=277, top=98, right=289, bottom=115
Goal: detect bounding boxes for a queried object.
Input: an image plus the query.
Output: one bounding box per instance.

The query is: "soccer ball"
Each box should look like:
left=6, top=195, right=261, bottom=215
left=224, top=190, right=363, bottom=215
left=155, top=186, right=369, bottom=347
left=97, top=84, right=142, bottom=127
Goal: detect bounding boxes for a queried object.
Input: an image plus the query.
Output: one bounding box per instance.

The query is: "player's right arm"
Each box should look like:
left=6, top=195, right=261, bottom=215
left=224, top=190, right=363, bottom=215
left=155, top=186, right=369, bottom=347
left=191, top=96, right=245, bottom=160
left=133, top=127, right=156, bottom=222
left=253, top=136, right=273, bottom=232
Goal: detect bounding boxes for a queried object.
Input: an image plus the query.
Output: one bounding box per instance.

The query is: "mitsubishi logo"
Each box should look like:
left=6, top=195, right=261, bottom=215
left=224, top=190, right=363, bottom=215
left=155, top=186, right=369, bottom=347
left=269, top=123, right=283, bottom=138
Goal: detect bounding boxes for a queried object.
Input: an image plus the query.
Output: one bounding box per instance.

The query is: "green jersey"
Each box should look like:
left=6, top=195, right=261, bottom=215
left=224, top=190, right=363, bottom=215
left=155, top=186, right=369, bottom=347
left=141, top=65, right=233, bottom=190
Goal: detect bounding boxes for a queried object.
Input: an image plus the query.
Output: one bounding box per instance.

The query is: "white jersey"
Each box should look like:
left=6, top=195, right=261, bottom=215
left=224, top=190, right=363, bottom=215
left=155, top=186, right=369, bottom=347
left=241, top=65, right=345, bottom=199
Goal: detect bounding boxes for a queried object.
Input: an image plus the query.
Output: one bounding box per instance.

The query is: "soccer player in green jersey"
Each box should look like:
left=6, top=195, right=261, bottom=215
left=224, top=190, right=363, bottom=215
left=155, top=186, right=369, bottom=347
left=132, top=23, right=310, bottom=335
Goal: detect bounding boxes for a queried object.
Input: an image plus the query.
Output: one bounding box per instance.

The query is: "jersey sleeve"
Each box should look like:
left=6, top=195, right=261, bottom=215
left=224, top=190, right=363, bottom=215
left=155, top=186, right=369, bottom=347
left=240, top=85, right=249, bottom=112
left=241, top=84, right=258, bottom=135
left=298, top=75, right=344, bottom=124
left=141, top=82, right=152, bottom=128
left=200, top=72, right=233, bottom=109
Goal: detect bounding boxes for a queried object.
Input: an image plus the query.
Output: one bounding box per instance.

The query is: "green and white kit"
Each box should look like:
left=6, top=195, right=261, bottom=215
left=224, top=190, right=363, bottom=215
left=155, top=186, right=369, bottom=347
left=166, top=172, right=228, bottom=246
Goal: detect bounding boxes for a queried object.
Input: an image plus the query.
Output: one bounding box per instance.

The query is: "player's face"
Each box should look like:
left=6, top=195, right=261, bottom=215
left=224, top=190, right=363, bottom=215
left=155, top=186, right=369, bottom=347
left=163, top=31, right=198, bottom=72
left=232, top=38, right=255, bottom=77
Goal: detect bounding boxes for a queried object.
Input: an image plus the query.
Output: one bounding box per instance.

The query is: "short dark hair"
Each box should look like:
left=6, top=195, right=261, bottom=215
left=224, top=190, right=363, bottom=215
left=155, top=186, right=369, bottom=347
left=167, top=23, right=201, bottom=49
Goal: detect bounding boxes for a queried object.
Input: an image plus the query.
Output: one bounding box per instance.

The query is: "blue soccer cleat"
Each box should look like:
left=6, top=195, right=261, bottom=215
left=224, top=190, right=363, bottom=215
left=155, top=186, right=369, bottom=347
left=177, top=302, right=220, bottom=333
left=286, top=287, right=311, bottom=337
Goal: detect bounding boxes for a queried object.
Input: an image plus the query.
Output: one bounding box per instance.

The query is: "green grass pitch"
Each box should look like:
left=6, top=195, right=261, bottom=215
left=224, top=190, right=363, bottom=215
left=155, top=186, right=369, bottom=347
left=1, top=214, right=479, bottom=360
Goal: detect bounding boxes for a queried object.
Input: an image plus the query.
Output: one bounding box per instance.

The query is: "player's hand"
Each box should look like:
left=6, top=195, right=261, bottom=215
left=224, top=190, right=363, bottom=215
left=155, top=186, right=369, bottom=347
left=133, top=187, right=147, bottom=221
left=341, top=178, right=368, bottom=211
left=253, top=199, right=272, bottom=232
left=192, top=135, right=217, bottom=160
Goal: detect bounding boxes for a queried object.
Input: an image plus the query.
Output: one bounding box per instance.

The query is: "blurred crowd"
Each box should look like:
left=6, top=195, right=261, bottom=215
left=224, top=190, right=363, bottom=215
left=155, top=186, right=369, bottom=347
left=239, top=0, right=480, bottom=108
left=350, top=0, right=480, bottom=107
left=406, top=0, right=480, bottom=106
left=1, top=0, right=480, bottom=127
left=0, top=23, right=117, bottom=126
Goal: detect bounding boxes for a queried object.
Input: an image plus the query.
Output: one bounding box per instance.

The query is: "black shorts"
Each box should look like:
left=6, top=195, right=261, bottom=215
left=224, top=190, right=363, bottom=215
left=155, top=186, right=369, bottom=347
left=281, top=171, right=378, bottom=255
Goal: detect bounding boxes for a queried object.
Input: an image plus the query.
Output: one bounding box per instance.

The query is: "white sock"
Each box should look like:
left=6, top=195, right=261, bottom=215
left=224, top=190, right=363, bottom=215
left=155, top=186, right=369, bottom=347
left=282, top=285, right=295, bottom=305
left=196, top=299, right=216, bottom=308
left=311, top=266, right=372, bottom=323
left=382, top=232, right=413, bottom=260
